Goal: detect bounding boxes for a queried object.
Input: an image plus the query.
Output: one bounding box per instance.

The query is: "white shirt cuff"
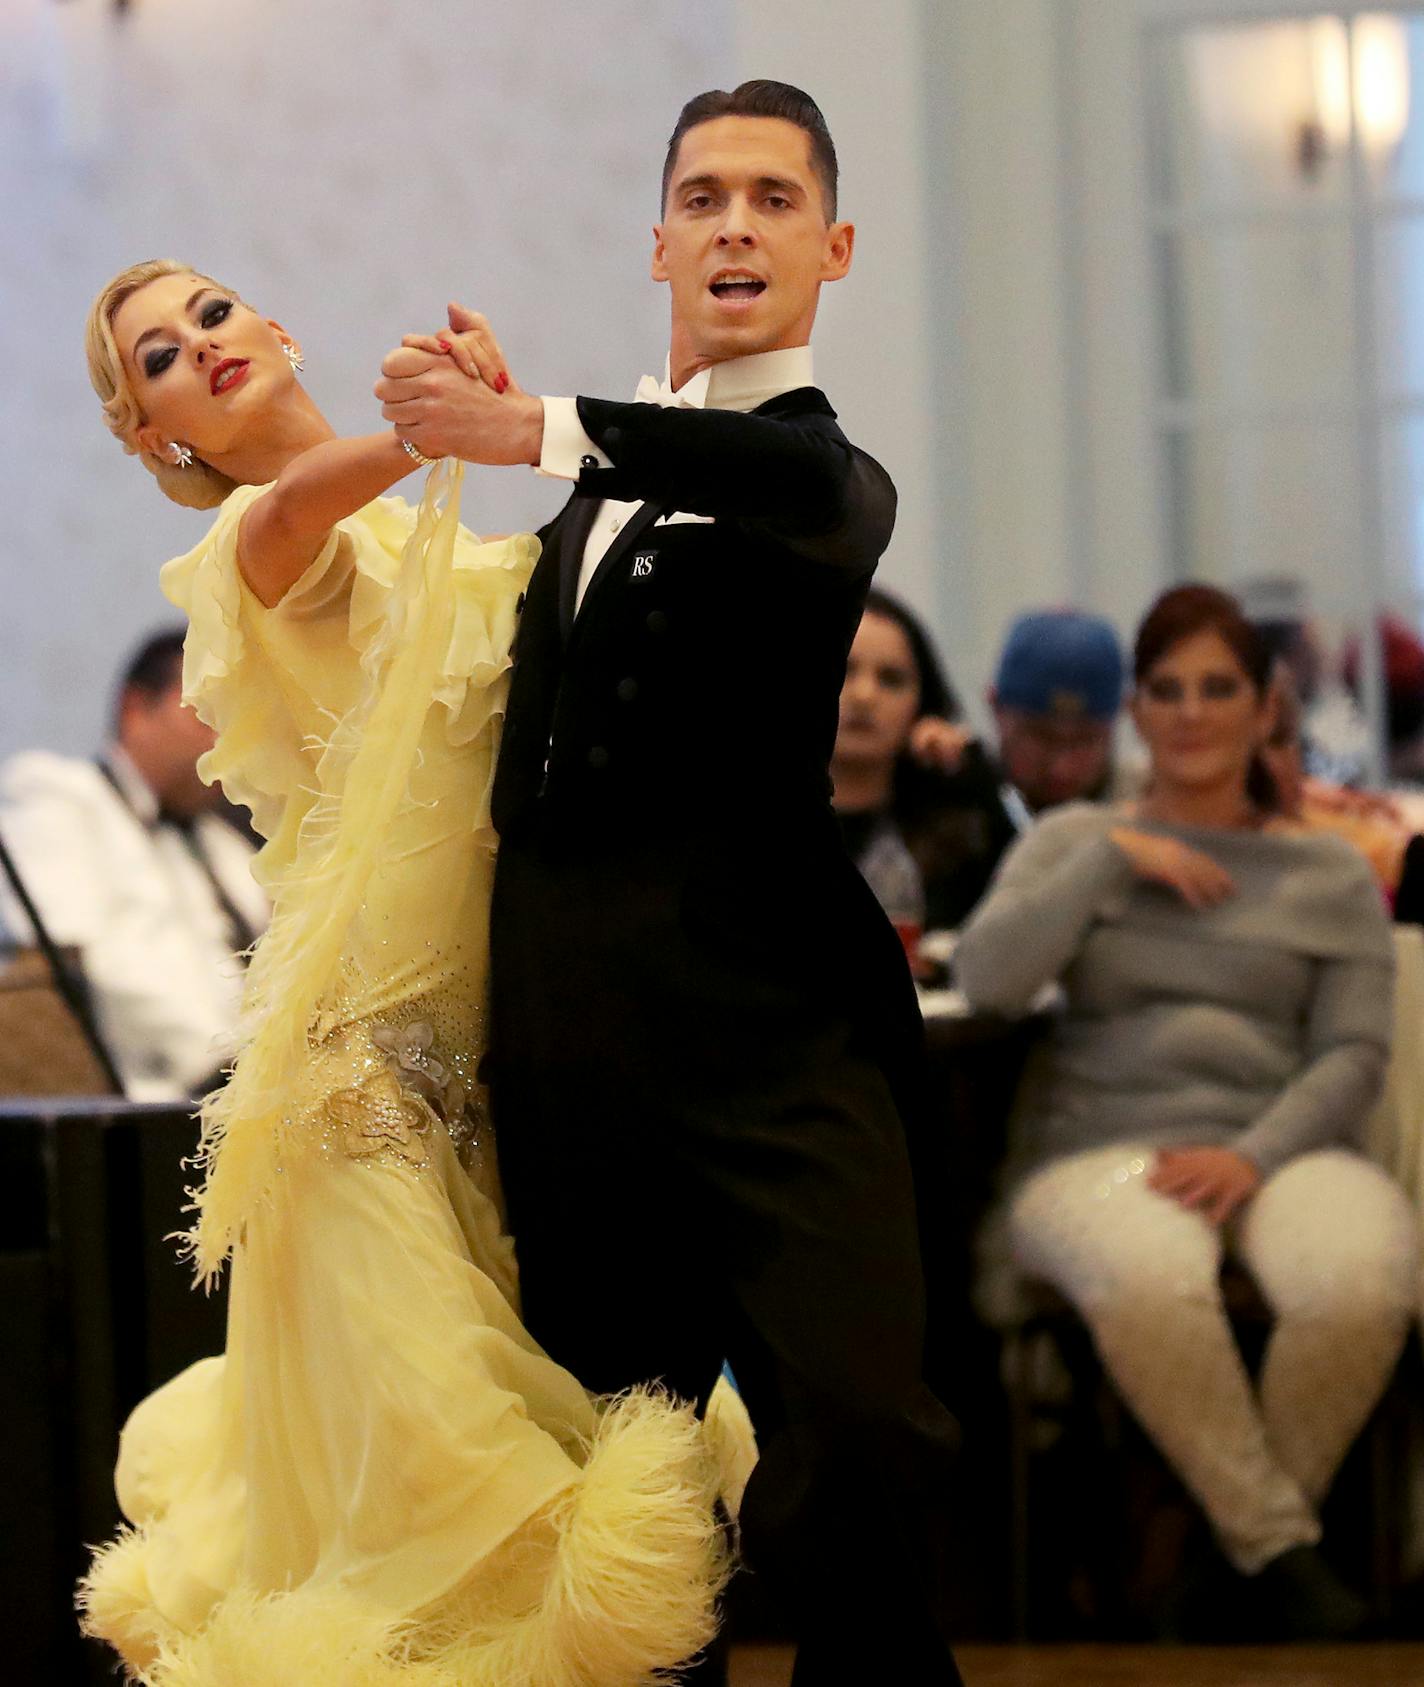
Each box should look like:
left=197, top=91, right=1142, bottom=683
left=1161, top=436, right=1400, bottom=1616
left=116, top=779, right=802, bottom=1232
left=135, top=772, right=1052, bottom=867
left=535, top=397, right=612, bottom=480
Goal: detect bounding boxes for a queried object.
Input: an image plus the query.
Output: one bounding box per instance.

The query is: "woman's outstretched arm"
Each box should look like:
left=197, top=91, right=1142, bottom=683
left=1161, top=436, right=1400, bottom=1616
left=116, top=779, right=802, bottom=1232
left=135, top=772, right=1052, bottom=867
left=238, top=433, right=420, bottom=608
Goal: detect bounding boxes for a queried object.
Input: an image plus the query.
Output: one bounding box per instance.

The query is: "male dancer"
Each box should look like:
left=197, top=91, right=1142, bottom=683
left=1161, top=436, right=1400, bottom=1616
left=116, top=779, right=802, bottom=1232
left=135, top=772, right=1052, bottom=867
left=377, top=81, right=962, bottom=1685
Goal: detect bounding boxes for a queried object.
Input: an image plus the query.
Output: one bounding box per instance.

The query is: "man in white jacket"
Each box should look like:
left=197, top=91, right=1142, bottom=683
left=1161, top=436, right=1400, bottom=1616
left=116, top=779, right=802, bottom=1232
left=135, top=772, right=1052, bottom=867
left=0, top=630, right=269, bottom=1100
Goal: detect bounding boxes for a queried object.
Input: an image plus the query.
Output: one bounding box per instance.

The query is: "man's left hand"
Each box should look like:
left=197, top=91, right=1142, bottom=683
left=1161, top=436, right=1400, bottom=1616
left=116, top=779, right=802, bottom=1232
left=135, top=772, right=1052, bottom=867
left=1148, top=1146, right=1263, bottom=1227
left=375, top=305, right=543, bottom=467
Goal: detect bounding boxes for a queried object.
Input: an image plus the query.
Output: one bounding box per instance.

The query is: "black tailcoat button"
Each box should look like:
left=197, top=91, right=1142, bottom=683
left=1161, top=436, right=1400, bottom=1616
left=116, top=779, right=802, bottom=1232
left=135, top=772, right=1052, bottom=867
left=645, top=610, right=669, bottom=635
left=587, top=746, right=611, bottom=770
left=616, top=677, right=639, bottom=702
left=579, top=453, right=600, bottom=472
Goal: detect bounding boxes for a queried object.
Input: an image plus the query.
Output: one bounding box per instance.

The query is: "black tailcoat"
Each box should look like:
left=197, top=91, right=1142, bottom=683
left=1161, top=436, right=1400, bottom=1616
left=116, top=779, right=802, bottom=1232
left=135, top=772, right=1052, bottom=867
left=488, top=386, right=962, bottom=1684
left=490, top=387, right=922, bottom=1127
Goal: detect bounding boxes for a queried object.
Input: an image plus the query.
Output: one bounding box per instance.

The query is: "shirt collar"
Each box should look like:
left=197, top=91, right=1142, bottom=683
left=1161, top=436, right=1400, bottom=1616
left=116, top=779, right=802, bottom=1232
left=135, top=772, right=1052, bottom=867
left=103, top=744, right=161, bottom=826
left=636, top=345, right=815, bottom=413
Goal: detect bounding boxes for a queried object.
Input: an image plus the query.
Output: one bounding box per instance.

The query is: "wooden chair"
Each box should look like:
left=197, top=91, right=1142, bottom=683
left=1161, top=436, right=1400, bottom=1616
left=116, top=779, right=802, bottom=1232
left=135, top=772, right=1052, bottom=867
left=0, top=945, right=117, bottom=1098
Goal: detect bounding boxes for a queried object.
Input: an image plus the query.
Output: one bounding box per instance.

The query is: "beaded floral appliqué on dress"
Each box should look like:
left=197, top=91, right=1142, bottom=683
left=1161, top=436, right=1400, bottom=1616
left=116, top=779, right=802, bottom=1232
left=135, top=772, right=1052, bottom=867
left=374, top=1020, right=468, bottom=1123
left=326, top=1070, right=433, bottom=1167
left=324, top=1018, right=484, bottom=1168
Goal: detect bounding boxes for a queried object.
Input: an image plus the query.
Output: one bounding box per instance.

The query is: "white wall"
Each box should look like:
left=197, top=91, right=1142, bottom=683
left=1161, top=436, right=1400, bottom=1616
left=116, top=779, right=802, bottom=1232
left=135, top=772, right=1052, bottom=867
left=13, top=0, right=1338, bottom=758
left=5, top=0, right=1019, bottom=757
left=733, top=0, right=949, bottom=643
left=931, top=0, right=1087, bottom=709
left=0, top=0, right=732, bottom=757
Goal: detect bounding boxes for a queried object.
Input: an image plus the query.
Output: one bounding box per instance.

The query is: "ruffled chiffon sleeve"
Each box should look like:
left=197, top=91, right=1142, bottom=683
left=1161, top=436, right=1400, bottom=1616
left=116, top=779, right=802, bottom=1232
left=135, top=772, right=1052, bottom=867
left=160, top=484, right=305, bottom=861
left=160, top=481, right=535, bottom=888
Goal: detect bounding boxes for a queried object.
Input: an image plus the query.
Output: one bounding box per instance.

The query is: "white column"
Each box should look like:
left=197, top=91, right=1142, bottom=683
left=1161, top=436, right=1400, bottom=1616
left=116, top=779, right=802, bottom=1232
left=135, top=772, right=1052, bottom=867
left=733, top=0, right=1085, bottom=719
left=931, top=0, right=1089, bottom=702
left=732, top=2, right=951, bottom=653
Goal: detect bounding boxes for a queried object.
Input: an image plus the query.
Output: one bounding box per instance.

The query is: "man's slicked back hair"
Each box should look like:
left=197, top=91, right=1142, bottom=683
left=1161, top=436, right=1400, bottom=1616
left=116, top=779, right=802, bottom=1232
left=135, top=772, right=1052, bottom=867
left=661, top=79, right=839, bottom=220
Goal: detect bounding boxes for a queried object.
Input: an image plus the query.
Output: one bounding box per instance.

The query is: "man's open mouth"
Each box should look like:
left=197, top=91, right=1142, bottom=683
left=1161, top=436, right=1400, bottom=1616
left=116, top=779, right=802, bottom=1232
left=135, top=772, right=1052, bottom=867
left=709, top=272, right=767, bottom=301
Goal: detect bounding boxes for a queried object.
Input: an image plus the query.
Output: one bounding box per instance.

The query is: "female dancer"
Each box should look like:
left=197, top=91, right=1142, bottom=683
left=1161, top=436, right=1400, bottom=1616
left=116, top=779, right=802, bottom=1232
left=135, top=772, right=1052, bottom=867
left=78, top=260, right=724, bottom=1685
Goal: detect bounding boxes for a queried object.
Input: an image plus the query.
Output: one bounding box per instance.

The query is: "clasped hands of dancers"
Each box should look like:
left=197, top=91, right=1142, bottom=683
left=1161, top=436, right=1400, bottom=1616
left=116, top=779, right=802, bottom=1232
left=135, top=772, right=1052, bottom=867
left=78, top=80, right=962, bottom=1686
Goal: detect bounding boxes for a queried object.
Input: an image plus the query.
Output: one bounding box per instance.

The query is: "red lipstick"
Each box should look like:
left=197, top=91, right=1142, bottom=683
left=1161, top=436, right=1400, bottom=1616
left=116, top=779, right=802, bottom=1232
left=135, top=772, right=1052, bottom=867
left=210, top=358, right=250, bottom=396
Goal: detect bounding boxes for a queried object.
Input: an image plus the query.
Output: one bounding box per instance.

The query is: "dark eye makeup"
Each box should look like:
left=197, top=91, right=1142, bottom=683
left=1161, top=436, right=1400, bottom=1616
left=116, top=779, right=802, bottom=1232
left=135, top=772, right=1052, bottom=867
left=1201, top=672, right=1243, bottom=700
left=1145, top=677, right=1183, bottom=704
left=141, top=297, right=234, bottom=379
left=1145, top=672, right=1245, bottom=704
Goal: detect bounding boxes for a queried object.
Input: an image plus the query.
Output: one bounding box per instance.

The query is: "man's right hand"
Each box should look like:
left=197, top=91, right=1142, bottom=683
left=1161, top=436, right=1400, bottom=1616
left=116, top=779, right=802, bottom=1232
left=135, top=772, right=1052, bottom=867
left=1108, top=826, right=1237, bottom=909
left=375, top=304, right=544, bottom=467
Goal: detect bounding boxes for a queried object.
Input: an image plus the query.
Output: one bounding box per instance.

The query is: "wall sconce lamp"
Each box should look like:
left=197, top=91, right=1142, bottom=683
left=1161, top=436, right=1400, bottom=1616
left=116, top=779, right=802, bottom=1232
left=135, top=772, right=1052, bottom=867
left=1298, top=13, right=1410, bottom=178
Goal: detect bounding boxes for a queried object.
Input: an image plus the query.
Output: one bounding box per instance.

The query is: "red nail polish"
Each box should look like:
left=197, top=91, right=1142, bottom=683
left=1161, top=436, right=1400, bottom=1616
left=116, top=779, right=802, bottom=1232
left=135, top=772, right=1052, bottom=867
left=437, top=335, right=453, bottom=351
left=495, top=371, right=509, bottom=394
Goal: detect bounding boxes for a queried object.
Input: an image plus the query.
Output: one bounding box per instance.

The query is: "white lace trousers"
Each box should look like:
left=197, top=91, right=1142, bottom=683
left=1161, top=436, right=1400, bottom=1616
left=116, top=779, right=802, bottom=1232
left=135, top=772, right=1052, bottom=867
left=1009, top=1145, right=1419, bottom=1573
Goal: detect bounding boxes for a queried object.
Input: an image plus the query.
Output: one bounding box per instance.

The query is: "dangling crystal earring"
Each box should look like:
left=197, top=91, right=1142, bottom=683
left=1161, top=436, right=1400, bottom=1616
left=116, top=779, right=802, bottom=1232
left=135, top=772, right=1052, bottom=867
left=284, top=343, right=305, bottom=373
left=170, top=443, right=193, bottom=469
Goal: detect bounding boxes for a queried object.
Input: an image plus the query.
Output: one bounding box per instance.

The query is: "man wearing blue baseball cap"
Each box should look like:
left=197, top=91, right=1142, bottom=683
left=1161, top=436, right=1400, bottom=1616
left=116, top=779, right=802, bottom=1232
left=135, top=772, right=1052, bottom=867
left=990, top=609, right=1125, bottom=821
left=904, top=608, right=1124, bottom=927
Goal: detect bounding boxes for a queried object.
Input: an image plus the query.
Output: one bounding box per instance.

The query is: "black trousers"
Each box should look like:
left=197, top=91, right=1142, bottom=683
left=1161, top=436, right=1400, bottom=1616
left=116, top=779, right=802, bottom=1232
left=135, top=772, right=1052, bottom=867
left=494, top=1035, right=964, bottom=1686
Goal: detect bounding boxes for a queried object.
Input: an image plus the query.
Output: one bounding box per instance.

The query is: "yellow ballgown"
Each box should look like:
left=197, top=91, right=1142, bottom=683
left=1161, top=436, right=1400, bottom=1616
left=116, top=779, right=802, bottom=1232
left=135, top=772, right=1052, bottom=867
left=78, top=464, right=726, bottom=1686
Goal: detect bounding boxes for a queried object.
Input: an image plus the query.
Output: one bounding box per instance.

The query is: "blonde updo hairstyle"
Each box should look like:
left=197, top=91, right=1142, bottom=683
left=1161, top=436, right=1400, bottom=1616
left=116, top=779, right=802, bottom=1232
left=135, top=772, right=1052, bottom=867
left=86, top=258, right=247, bottom=511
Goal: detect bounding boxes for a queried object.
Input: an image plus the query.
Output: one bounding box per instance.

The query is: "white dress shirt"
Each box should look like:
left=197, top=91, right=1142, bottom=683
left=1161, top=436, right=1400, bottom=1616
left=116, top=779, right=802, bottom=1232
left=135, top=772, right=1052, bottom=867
left=537, top=345, right=816, bottom=610
left=0, top=746, right=270, bottom=1100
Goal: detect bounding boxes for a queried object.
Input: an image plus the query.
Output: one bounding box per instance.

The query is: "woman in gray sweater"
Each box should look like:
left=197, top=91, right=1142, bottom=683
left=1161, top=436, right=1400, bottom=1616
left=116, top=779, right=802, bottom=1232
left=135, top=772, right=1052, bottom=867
left=956, top=585, right=1418, bottom=1638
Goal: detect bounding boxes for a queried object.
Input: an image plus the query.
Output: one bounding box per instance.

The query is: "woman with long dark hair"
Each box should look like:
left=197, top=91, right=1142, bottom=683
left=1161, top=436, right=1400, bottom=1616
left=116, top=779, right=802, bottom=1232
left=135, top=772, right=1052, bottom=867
left=831, top=589, right=994, bottom=933
left=957, top=584, right=1418, bottom=1639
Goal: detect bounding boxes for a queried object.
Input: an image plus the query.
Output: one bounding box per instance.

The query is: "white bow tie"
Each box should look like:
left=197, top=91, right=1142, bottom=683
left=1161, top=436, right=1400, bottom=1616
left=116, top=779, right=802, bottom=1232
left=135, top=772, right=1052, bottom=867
left=634, top=372, right=703, bottom=409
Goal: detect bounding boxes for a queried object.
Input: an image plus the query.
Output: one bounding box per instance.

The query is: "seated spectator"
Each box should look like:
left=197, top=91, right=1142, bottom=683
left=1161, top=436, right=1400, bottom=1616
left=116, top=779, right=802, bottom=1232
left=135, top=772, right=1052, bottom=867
left=955, top=584, right=1418, bottom=1640
left=0, top=629, right=269, bottom=1100
left=1261, top=664, right=1418, bottom=903
left=1243, top=575, right=1372, bottom=786
left=1343, top=614, right=1424, bottom=786
left=831, top=589, right=969, bottom=937
left=954, top=608, right=1127, bottom=923
left=986, top=609, right=1125, bottom=822
left=832, top=599, right=1124, bottom=932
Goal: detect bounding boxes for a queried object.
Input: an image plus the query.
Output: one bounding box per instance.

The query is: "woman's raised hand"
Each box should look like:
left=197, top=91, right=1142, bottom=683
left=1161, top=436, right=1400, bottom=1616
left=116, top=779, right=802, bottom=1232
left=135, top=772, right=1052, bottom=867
left=1108, top=827, right=1237, bottom=909
left=400, top=304, right=511, bottom=392
left=377, top=304, right=541, bottom=467
left=907, top=716, right=974, bottom=775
